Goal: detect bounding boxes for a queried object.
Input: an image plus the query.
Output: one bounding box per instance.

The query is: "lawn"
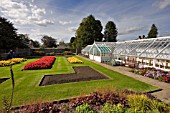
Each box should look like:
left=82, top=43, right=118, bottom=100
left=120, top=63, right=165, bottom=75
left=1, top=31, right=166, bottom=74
left=0, top=56, right=158, bottom=109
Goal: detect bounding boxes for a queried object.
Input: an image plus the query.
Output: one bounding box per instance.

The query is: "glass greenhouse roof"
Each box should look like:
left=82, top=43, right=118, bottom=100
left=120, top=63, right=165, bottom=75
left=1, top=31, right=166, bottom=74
left=98, top=46, right=111, bottom=53
left=86, top=36, right=170, bottom=60
left=81, top=45, right=92, bottom=52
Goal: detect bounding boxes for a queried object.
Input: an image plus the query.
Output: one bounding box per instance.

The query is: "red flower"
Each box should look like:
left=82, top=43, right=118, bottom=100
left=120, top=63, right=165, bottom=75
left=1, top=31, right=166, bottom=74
left=23, top=56, right=56, bottom=70
left=165, top=77, right=170, bottom=83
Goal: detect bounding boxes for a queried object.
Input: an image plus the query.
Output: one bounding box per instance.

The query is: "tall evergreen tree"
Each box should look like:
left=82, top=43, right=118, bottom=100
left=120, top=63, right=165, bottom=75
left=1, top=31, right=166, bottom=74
left=147, top=24, right=158, bottom=38
left=104, top=21, right=118, bottom=42
left=75, top=15, right=103, bottom=48
left=70, top=37, right=75, bottom=48
left=0, top=17, right=28, bottom=49
left=0, top=17, right=17, bottom=49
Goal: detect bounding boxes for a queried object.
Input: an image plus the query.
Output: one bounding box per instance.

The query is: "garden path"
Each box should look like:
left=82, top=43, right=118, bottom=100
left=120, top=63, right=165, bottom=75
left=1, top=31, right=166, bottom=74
left=79, top=56, right=170, bottom=104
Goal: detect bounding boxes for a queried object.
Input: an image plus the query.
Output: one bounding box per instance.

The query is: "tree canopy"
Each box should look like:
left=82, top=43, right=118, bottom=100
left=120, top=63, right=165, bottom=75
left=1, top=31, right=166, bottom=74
left=41, top=35, right=57, bottom=48
left=147, top=24, right=158, bottom=38
left=0, top=16, right=27, bottom=49
left=32, top=40, right=40, bottom=48
left=69, top=37, right=75, bottom=48
left=75, top=15, right=103, bottom=48
left=18, top=34, right=40, bottom=48
left=70, top=37, right=75, bottom=44
left=59, top=41, right=66, bottom=46
left=104, top=21, right=118, bottom=42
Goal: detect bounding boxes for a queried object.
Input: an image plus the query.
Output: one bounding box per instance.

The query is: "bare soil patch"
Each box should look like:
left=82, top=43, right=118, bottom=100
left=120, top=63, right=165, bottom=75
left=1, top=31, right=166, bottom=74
left=0, top=78, right=9, bottom=84
left=39, top=66, right=109, bottom=86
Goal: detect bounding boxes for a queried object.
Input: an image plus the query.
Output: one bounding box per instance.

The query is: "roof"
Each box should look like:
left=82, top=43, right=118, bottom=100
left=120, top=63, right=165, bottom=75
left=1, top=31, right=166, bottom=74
left=98, top=46, right=111, bottom=53
left=57, top=45, right=70, bottom=49
left=88, top=36, right=170, bottom=60
left=81, top=45, right=92, bottom=52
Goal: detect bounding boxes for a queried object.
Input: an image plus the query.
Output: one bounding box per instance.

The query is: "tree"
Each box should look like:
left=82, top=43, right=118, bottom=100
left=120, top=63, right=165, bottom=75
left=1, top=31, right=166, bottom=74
left=41, top=35, right=57, bottom=48
left=75, top=15, right=103, bottom=48
left=138, top=36, right=142, bottom=39
left=70, top=37, right=75, bottom=48
left=17, top=34, right=30, bottom=47
left=104, top=21, right=118, bottom=42
left=147, top=24, right=158, bottom=38
left=17, top=34, right=40, bottom=48
left=59, top=41, right=66, bottom=46
left=0, top=16, right=24, bottom=49
left=32, top=40, right=40, bottom=48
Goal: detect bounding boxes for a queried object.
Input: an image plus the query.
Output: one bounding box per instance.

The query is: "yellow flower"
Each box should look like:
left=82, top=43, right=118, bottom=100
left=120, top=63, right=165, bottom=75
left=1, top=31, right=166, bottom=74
left=0, top=58, right=27, bottom=67
left=67, top=57, right=83, bottom=64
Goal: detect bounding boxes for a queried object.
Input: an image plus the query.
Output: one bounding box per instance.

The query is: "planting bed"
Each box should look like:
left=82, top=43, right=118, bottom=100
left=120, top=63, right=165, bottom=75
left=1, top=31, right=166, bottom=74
left=0, top=78, right=9, bottom=84
left=12, top=90, right=170, bottom=113
left=23, top=56, right=56, bottom=70
left=40, top=66, right=109, bottom=86
left=130, top=67, right=170, bottom=83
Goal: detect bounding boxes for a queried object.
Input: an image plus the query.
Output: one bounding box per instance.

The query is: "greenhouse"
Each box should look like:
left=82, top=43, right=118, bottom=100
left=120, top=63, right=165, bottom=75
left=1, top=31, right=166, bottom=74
left=82, top=36, right=170, bottom=71
left=114, top=36, right=170, bottom=70
left=88, top=42, right=112, bottom=62
left=81, top=45, right=92, bottom=57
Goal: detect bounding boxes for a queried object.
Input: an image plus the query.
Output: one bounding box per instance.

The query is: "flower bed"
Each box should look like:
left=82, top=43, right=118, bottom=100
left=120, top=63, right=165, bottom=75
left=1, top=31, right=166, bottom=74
left=130, top=67, right=170, bottom=83
left=11, top=90, right=170, bottom=113
left=0, top=58, right=27, bottom=67
left=23, top=56, right=56, bottom=70
left=67, top=57, right=83, bottom=64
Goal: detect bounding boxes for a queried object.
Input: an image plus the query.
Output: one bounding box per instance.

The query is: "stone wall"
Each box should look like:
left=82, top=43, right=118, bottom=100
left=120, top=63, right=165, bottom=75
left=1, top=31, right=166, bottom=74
left=31, top=48, right=76, bottom=54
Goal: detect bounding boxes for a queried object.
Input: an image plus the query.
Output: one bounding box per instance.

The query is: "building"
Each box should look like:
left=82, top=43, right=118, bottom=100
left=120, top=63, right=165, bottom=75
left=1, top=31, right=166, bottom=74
left=82, top=36, right=170, bottom=71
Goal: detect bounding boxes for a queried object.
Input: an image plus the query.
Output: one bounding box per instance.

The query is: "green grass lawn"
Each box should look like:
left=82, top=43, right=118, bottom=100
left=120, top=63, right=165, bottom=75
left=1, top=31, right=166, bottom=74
left=0, top=56, right=157, bottom=109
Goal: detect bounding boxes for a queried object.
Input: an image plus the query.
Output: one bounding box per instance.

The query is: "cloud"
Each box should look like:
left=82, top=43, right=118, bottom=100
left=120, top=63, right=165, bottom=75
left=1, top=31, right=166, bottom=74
left=28, top=6, right=46, bottom=22
left=50, top=10, right=53, bottom=14
left=36, top=19, right=54, bottom=26
left=68, top=27, right=77, bottom=32
left=157, top=0, right=170, bottom=9
left=59, top=20, right=72, bottom=25
left=0, top=0, right=29, bottom=19
left=1, top=0, right=169, bottom=43
left=31, top=6, right=46, bottom=17
left=160, top=31, right=170, bottom=36
left=119, top=26, right=145, bottom=35
left=0, top=0, right=53, bottom=26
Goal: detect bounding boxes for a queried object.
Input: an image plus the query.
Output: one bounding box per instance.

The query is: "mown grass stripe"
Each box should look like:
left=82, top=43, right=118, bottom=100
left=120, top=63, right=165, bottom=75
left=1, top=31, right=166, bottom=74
left=0, top=56, right=157, bottom=109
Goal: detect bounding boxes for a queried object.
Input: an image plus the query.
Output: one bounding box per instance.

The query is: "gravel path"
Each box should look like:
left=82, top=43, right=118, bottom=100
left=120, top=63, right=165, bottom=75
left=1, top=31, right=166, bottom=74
left=79, top=55, right=170, bottom=104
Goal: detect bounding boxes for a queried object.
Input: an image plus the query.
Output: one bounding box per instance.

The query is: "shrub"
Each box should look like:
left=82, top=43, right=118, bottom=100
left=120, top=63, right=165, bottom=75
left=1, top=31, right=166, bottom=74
left=70, top=92, right=128, bottom=108
left=75, top=104, right=95, bottom=113
left=127, top=94, right=170, bottom=113
left=64, top=51, right=72, bottom=55
left=32, top=50, right=45, bottom=56
left=45, top=52, right=55, bottom=56
left=100, top=102, right=125, bottom=113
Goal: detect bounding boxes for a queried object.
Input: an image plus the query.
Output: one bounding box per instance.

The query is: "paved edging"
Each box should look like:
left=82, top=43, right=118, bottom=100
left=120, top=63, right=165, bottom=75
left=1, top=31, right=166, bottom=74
left=78, top=55, right=170, bottom=103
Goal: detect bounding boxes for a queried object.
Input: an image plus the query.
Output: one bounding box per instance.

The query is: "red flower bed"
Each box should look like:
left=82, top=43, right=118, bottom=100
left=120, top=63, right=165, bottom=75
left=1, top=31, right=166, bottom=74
left=23, top=56, right=56, bottom=70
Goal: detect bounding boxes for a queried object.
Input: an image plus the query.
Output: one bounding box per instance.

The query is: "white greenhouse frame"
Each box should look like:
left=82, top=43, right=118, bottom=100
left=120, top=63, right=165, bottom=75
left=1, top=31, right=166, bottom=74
left=82, top=36, right=170, bottom=71
left=88, top=42, right=112, bottom=63
left=81, top=45, right=92, bottom=56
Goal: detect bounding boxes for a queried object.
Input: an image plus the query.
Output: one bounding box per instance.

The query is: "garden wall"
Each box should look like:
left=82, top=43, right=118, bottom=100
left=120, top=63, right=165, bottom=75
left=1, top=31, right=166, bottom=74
left=0, top=48, right=31, bottom=60
left=0, top=48, right=76, bottom=60
left=31, top=48, right=76, bottom=55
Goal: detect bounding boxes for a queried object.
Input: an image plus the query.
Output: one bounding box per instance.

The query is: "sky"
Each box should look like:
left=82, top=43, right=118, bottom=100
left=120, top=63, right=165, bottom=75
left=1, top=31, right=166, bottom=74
left=0, top=0, right=170, bottom=43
